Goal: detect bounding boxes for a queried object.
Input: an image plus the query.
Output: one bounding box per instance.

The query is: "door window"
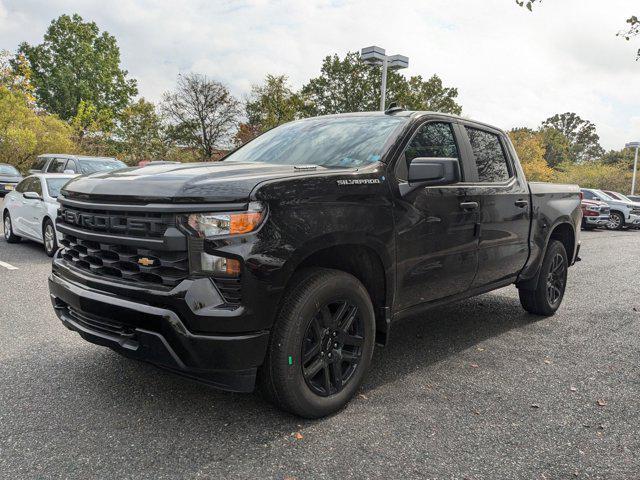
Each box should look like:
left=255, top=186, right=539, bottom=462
left=15, top=178, right=30, bottom=193
left=581, top=190, right=596, bottom=200
left=31, top=157, right=47, bottom=171
left=65, top=159, right=78, bottom=173
left=30, top=177, right=43, bottom=196
left=47, top=158, right=68, bottom=173
left=466, top=127, right=512, bottom=183
left=399, top=122, right=460, bottom=180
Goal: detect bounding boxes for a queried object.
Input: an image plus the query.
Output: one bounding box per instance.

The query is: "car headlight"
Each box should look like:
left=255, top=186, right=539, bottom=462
left=185, top=202, right=266, bottom=238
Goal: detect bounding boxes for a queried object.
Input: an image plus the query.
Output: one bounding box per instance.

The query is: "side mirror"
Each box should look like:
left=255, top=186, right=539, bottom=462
left=23, top=191, right=42, bottom=201
left=408, top=157, right=460, bottom=185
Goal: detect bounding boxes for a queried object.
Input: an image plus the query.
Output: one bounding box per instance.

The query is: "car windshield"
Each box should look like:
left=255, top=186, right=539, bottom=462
left=46, top=178, right=71, bottom=198
left=0, top=165, right=20, bottom=176
left=224, top=116, right=407, bottom=168
left=593, top=190, right=614, bottom=201
left=609, top=192, right=633, bottom=202
left=79, top=159, right=126, bottom=174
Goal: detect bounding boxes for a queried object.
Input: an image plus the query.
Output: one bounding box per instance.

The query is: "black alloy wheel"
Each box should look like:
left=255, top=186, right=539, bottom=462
left=545, top=252, right=566, bottom=308
left=301, top=300, right=364, bottom=396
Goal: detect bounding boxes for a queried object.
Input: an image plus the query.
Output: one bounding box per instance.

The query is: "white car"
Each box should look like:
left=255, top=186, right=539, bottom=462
left=581, top=188, right=640, bottom=230
left=2, top=173, right=76, bottom=256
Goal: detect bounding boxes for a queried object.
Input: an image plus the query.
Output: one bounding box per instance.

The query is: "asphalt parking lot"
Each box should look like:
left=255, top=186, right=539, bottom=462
left=0, top=228, right=639, bottom=480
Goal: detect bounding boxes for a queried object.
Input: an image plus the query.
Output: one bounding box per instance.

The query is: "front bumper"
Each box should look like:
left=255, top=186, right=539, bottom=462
left=584, top=215, right=610, bottom=226
left=49, top=269, right=270, bottom=392
left=627, top=213, right=640, bottom=226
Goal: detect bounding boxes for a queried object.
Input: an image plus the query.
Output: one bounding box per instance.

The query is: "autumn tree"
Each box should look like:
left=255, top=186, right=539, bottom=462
left=0, top=86, right=76, bottom=172
left=508, top=128, right=553, bottom=181
left=541, top=113, right=604, bottom=163
left=18, top=14, right=137, bottom=120
left=162, top=73, right=240, bottom=160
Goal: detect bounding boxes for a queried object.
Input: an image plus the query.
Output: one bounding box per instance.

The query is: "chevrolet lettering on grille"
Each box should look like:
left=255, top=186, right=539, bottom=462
left=61, top=208, right=167, bottom=236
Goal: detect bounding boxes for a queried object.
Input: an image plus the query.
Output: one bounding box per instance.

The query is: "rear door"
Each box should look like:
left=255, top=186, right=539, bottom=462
left=393, top=120, right=479, bottom=311
left=458, top=125, right=531, bottom=287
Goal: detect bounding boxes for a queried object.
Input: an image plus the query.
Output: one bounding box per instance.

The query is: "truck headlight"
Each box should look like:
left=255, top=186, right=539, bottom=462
left=184, top=202, right=266, bottom=238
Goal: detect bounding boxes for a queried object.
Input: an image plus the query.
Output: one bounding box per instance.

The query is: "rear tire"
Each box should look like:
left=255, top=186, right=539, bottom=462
left=518, top=240, right=568, bottom=316
left=259, top=268, right=375, bottom=418
left=3, top=212, right=20, bottom=243
left=43, top=219, right=57, bottom=257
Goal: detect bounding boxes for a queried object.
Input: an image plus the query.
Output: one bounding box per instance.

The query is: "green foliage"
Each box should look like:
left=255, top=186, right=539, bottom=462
left=541, top=112, right=604, bottom=162
left=0, top=86, right=76, bottom=172
left=18, top=14, right=137, bottom=120
left=245, top=74, right=302, bottom=133
left=539, top=126, right=572, bottom=167
left=114, top=98, right=167, bottom=165
left=299, top=52, right=461, bottom=116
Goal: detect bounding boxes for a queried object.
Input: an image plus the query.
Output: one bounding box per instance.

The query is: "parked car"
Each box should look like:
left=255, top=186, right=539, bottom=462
left=602, top=190, right=640, bottom=230
left=29, top=154, right=125, bottom=175
left=0, top=163, right=23, bottom=197
left=580, top=188, right=640, bottom=230
left=580, top=197, right=610, bottom=230
left=2, top=173, right=76, bottom=256
left=48, top=111, right=581, bottom=418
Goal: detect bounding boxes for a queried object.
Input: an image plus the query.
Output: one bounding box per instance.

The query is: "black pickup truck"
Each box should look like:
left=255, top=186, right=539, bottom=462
left=48, top=110, right=581, bottom=418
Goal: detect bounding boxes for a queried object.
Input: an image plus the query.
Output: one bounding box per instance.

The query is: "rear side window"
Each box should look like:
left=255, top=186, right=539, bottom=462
left=47, top=158, right=68, bottom=173
left=466, top=127, right=511, bottom=183
left=31, top=157, right=47, bottom=171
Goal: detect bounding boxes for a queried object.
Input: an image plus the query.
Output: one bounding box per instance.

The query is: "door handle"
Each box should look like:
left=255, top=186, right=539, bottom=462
left=515, top=199, right=529, bottom=208
left=459, top=201, right=479, bottom=211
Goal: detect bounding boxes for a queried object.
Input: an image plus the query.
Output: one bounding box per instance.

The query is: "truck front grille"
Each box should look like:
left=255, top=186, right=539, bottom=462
left=59, top=234, right=189, bottom=287
left=58, top=206, right=173, bottom=239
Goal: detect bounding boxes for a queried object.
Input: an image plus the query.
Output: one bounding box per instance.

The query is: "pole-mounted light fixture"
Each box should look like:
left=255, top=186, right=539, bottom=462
left=361, top=46, right=409, bottom=111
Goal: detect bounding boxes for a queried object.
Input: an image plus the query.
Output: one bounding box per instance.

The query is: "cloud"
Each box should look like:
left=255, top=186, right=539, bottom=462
left=0, top=0, right=638, bottom=149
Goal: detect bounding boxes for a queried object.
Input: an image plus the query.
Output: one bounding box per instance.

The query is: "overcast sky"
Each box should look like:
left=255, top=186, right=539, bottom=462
left=0, top=0, right=638, bottom=150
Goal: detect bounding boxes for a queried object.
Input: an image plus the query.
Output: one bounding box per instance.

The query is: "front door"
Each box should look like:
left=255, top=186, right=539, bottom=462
left=393, top=121, right=479, bottom=311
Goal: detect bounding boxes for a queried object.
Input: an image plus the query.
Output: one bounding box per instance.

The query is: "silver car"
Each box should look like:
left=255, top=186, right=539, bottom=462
left=2, top=173, right=76, bottom=256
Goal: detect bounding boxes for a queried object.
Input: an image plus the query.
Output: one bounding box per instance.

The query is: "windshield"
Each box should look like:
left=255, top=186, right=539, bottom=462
left=0, top=165, right=20, bottom=176
left=609, top=192, right=633, bottom=202
left=224, top=116, right=407, bottom=168
left=46, top=178, right=71, bottom=198
left=593, top=190, right=614, bottom=201
left=79, top=159, right=126, bottom=174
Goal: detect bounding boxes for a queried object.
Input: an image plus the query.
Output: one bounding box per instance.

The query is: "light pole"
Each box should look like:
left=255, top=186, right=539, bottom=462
left=626, top=141, right=640, bottom=195
left=361, top=46, right=409, bottom=111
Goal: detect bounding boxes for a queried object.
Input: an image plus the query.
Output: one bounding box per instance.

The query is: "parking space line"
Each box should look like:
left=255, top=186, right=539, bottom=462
left=0, top=260, right=18, bottom=270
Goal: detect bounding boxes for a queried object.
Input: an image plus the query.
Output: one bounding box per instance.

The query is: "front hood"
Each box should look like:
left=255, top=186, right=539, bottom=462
left=0, top=175, right=22, bottom=183
left=61, top=162, right=333, bottom=203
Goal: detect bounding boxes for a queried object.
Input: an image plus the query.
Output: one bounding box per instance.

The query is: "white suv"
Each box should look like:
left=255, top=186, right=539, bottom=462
left=581, top=188, right=640, bottom=230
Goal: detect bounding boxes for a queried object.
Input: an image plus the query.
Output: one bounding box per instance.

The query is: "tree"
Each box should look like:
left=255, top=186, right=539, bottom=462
left=69, top=99, right=115, bottom=155
left=398, top=75, right=462, bottom=115
left=0, top=86, right=76, bottom=172
left=552, top=161, right=632, bottom=192
left=18, top=14, right=137, bottom=120
left=539, top=126, right=572, bottom=167
left=299, top=52, right=461, bottom=116
left=115, top=99, right=168, bottom=165
left=245, top=74, right=302, bottom=133
left=162, top=73, right=240, bottom=160
left=541, top=113, right=604, bottom=162
left=1, top=50, right=35, bottom=105
left=508, top=128, right=553, bottom=181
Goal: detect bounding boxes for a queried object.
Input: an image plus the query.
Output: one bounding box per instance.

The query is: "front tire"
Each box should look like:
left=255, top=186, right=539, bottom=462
left=3, top=212, right=21, bottom=243
left=518, top=240, right=568, bottom=316
left=43, top=219, right=57, bottom=257
left=260, top=268, right=375, bottom=418
left=606, top=211, right=624, bottom=230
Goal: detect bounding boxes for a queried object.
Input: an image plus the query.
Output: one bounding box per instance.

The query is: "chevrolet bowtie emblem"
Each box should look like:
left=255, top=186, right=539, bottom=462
left=138, top=257, right=155, bottom=267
